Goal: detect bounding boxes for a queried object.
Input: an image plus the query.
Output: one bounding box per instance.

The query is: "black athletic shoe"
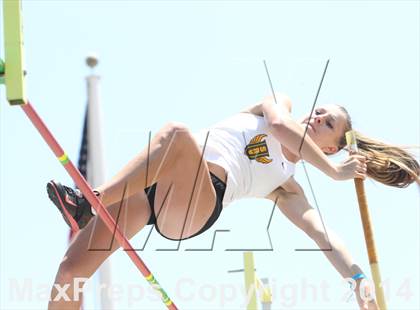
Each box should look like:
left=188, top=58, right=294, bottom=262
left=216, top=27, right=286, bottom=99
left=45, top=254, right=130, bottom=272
left=47, top=181, right=94, bottom=231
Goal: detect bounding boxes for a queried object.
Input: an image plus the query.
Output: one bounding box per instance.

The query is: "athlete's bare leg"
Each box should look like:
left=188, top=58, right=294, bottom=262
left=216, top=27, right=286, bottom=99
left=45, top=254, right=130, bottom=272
left=48, top=122, right=217, bottom=309
left=95, top=122, right=194, bottom=206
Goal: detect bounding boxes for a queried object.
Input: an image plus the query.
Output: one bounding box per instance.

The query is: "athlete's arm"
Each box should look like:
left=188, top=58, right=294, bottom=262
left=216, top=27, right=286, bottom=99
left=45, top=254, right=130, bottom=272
left=266, top=178, right=378, bottom=309
left=243, top=94, right=337, bottom=178
left=261, top=100, right=341, bottom=179
left=242, top=95, right=336, bottom=178
left=243, top=95, right=364, bottom=181
left=241, top=93, right=292, bottom=117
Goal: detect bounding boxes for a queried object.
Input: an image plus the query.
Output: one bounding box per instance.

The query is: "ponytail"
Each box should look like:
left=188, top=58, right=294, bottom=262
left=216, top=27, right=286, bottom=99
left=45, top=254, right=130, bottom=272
left=354, top=132, right=419, bottom=188
left=337, top=106, right=420, bottom=188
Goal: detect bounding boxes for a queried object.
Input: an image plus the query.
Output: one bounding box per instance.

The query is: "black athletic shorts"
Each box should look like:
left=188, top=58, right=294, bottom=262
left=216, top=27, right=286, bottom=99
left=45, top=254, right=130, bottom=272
left=144, top=172, right=226, bottom=241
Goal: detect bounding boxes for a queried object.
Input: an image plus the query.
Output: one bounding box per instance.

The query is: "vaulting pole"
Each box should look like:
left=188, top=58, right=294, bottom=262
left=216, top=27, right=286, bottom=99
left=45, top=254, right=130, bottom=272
left=2, top=1, right=178, bottom=309
left=346, top=131, right=387, bottom=310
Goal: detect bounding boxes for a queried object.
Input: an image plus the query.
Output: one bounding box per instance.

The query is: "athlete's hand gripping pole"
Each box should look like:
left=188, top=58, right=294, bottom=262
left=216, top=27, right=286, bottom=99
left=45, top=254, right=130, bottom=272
left=346, top=131, right=387, bottom=310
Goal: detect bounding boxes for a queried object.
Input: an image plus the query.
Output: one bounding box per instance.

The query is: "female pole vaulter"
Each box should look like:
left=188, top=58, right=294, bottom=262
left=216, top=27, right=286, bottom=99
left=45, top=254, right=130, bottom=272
left=47, top=93, right=419, bottom=309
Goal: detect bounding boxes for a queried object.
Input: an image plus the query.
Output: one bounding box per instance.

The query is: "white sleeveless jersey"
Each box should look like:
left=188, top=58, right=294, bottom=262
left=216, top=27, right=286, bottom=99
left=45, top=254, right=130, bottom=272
left=192, top=113, right=295, bottom=207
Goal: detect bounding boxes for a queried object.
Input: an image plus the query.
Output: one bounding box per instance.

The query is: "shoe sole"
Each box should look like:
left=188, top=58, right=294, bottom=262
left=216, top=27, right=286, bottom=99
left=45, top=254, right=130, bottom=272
left=47, top=181, right=80, bottom=233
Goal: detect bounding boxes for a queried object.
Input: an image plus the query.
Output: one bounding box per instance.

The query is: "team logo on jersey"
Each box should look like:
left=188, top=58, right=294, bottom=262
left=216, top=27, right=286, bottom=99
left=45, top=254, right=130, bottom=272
left=244, top=134, right=272, bottom=164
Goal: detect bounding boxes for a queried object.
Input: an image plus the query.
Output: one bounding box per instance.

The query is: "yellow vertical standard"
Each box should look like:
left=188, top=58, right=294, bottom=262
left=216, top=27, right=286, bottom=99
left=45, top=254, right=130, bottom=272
left=3, top=0, right=26, bottom=105
left=244, top=252, right=258, bottom=310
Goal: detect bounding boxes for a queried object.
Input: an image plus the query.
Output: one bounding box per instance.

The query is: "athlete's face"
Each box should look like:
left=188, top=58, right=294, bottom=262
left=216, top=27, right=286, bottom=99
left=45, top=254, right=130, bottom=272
left=299, top=104, right=348, bottom=154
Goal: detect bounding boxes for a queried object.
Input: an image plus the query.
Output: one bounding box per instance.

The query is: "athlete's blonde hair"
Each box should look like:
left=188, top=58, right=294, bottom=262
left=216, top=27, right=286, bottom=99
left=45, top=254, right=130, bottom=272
left=337, top=106, right=420, bottom=188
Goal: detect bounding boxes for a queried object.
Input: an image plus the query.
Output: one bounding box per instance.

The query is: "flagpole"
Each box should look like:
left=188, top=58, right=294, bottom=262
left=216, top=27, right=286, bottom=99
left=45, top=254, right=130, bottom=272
left=85, top=55, right=114, bottom=310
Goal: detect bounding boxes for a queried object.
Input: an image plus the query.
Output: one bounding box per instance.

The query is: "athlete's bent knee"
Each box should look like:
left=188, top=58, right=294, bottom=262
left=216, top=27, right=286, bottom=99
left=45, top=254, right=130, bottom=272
left=166, top=121, right=189, bottom=136
left=164, top=121, right=194, bottom=150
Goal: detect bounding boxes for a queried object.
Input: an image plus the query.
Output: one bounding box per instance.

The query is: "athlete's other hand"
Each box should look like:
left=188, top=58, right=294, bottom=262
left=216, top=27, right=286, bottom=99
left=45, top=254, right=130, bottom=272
left=355, top=279, right=379, bottom=310
left=333, top=154, right=367, bottom=181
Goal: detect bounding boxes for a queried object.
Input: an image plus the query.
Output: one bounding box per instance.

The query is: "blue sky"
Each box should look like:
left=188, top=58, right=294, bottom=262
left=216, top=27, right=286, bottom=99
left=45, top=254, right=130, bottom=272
left=1, top=1, right=419, bottom=309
